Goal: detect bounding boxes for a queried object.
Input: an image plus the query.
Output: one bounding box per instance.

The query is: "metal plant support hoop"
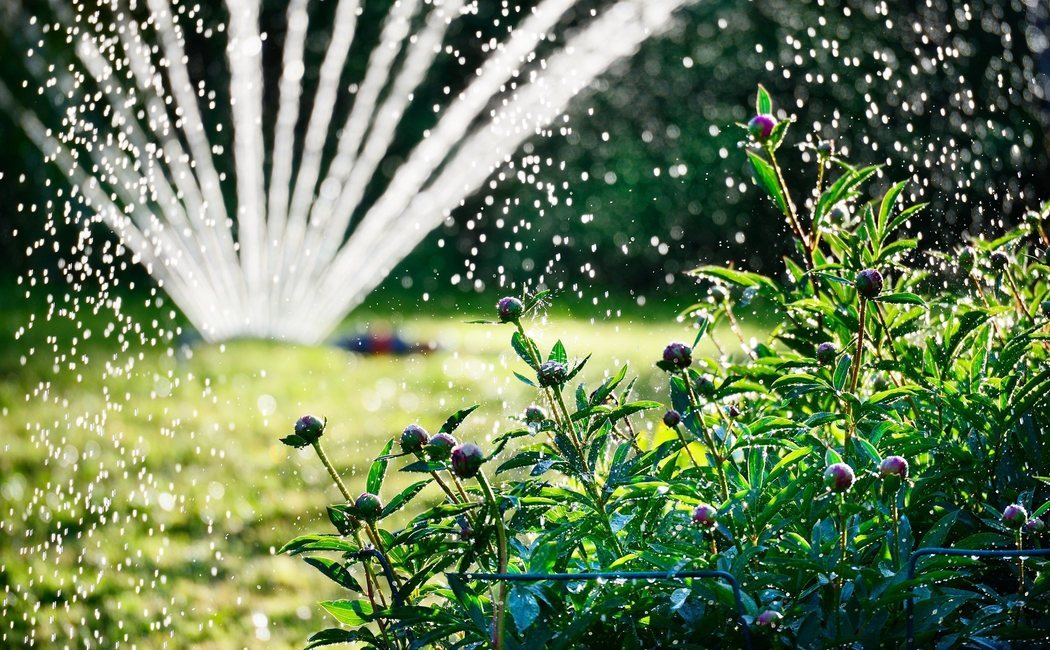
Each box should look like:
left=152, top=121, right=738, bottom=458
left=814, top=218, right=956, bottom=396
left=456, top=569, right=754, bottom=649
left=906, top=546, right=1050, bottom=650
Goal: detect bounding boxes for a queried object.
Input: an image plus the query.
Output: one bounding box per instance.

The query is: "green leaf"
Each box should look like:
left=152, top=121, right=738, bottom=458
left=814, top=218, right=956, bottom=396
left=851, top=436, right=880, bottom=467
left=692, top=315, right=711, bottom=349
left=873, top=292, right=927, bottom=308
left=400, top=460, right=446, bottom=473
left=320, top=599, right=375, bottom=626
left=688, top=264, right=778, bottom=294
left=878, top=180, right=908, bottom=237
left=280, top=534, right=358, bottom=556
left=304, top=557, right=363, bottom=592
left=756, top=84, right=773, bottom=114
left=746, top=150, right=788, bottom=215
left=833, top=353, right=852, bottom=391
left=381, top=479, right=430, bottom=519
left=305, top=629, right=376, bottom=649
left=279, top=433, right=309, bottom=448
left=366, top=439, right=394, bottom=495
left=512, top=331, right=538, bottom=369
left=591, top=364, right=629, bottom=406
left=767, top=446, right=813, bottom=482
left=508, top=586, right=540, bottom=632
left=549, top=339, right=568, bottom=364
left=439, top=404, right=480, bottom=434
left=513, top=371, right=536, bottom=387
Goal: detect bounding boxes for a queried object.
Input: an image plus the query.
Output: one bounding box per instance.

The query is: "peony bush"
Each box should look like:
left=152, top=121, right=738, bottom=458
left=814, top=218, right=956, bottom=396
left=279, top=87, right=1049, bottom=649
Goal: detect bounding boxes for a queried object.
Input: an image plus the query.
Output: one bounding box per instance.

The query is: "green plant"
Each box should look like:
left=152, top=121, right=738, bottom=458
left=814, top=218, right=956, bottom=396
left=279, top=86, right=1050, bottom=648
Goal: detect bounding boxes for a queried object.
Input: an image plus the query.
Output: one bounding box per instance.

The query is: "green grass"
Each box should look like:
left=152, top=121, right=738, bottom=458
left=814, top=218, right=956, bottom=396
left=0, top=292, right=761, bottom=648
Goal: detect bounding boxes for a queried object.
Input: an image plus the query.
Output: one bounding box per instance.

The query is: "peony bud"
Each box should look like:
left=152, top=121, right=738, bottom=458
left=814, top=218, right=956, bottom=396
left=692, top=503, right=718, bottom=529
left=816, top=342, right=837, bottom=366
left=450, top=443, right=485, bottom=479
left=855, top=269, right=883, bottom=299
left=663, top=409, right=682, bottom=428
left=426, top=432, right=457, bottom=461
left=1002, top=504, right=1028, bottom=529
left=400, top=424, right=429, bottom=453
left=536, top=360, right=569, bottom=387
left=496, top=296, right=524, bottom=323
left=354, top=493, right=383, bottom=522
left=824, top=463, right=855, bottom=492
left=748, top=114, right=777, bottom=142
left=878, top=456, right=909, bottom=480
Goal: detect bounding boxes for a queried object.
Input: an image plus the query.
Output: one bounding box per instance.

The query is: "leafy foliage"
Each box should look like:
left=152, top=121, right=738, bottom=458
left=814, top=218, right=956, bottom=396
left=280, top=88, right=1050, bottom=648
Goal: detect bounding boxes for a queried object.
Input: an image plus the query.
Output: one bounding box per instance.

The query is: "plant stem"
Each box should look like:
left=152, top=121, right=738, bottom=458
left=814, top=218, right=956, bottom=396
left=311, top=440, right=353, bottom=503
left=1016, top=529, right=1025, bottom=595
left=477, top=472, right=508, bottom=650
left=680, top=371, right=730, bottom=502
left=846, top=298, right=868, bottom=448
left=671, top=424, right=701, bottom=469
left=766, top=145, right=811, bottom=255
left=891, top=496, right=901, bottom=571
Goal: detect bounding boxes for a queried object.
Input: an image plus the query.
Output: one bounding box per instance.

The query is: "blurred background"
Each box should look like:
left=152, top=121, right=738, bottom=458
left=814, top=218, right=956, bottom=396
left=0, top=0, right=1048, bottom=647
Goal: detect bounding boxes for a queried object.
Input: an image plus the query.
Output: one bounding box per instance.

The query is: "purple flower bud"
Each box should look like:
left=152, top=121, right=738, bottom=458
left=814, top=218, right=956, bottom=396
left=426, top=432, right=457, bottom=461
left=496, top=296, right=524, bottom=323
left=816, top=342, right=837, bottom=366
left=662, top=342, right=693, bottom=369
left=663, top=409, right=682, bottom=428
left=354, top=493, right=383, bottom=522
left=450, top=442, right=485, bottom=479
left=878, top=456, right=909, bottom=480
left=1024, top=518, right=1045, bottom=534
left=524, top=405, right=547, bottom=423
left=727, top=405, right=742, bottom=419
left=989, top=252, right=1009, bottom=270
left=754, top=609, right=783, bottom=628
left=824, top=463, right=855, bottom=492
left=536, top=360, right=569, bottom=387
left=692, top=503, right=718, bottom=529
left=747, top=114, right=777, bottom=141
left=295, top=414, right=325, bottom=440
left=855, top=269, right=883, bottom=299
left=1002, top=504, right=1028, bottom=528
left=816, top=140, right=833, bottom=157
left=829, top=204, right=849, bottom=222
left=400, top=424, right=429, bottom=453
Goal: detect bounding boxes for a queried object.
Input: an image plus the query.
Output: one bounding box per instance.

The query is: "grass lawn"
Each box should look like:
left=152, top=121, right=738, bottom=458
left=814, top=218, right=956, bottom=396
left=0, top=289, right=763, bottom=648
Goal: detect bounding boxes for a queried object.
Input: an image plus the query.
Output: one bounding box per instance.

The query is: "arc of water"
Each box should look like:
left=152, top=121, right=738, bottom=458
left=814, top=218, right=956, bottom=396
left=144, top=0, right=247, bottom=332
left=277, top=0, right=362, bottom=313
left=226, top=0, right=271, bottom=334
left=116, top=15, right=245, bottom=323
left=308, top=0, right=690, bottom=338
left=265, top=0, right=310, bottom=276
left=67, top=30, right=241, bottom=333
left=275, top=0, right=427, bottom=333
left=284, top=0, right=575, bottom=333
left=2, top=86, right=225, bottom=338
